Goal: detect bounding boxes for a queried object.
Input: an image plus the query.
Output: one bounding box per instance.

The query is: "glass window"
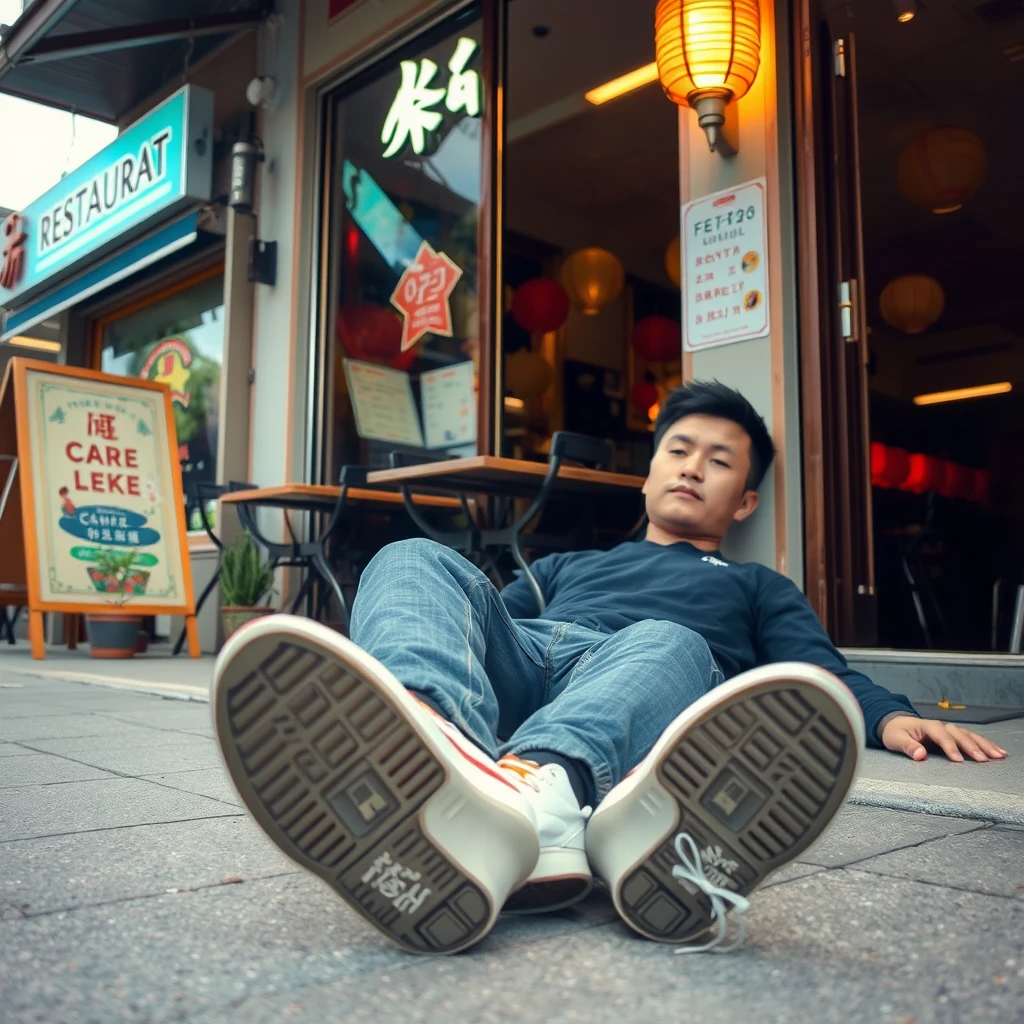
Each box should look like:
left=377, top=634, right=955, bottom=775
left=323, top=6, right=483, bottom=480
left=98, top=271, right=224, bottom=532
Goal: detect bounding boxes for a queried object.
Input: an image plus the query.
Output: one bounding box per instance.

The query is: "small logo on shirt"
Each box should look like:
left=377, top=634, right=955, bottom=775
left=702, top=555, right=730, bottom=568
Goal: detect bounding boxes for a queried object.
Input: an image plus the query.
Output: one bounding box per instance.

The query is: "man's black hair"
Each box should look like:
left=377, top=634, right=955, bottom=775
left=652, top=380, right=776, bottom=490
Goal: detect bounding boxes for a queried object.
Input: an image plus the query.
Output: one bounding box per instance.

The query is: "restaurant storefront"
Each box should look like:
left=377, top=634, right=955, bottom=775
left=289, top=0, right=1021, bottom=677
left=2, top=0, right=1020, bottom=684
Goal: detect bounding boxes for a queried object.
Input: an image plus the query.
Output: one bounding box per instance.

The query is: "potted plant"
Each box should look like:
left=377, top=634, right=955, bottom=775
left=219, top=530, right=275, bottom=639
left=85, top=548, right=145, bottom=659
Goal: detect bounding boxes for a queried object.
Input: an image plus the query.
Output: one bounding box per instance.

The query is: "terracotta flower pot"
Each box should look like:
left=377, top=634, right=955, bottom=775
left=86, top=614, right=143, bottom=659
left=220, top=606, right=273, bottom=640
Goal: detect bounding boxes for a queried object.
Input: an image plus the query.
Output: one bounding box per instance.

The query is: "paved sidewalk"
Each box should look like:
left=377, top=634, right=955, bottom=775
left=1, top=671, right=1023, bottom=1023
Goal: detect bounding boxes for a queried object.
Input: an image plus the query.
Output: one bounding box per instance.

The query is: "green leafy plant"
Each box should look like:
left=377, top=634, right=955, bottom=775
left=88, top=548, right=145, bottom=607
left=219, top=531, right=275, bottom=608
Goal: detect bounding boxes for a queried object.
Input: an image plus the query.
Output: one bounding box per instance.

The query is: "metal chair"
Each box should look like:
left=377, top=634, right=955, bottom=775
left=227, top=467, right=369, bottom=630
left=173, top=481, right=227, bottom=655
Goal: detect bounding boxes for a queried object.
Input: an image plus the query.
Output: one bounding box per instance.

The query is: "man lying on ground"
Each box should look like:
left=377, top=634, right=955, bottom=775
left=210, top=381, right=1006, bottom=956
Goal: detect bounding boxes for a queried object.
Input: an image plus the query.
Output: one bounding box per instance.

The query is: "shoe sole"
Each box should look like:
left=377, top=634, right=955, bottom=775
left=212, top=616, right=538, bottom=955
left=594, top=666, right=861, bottom=944
left=504, top=848, right=593, bottom=914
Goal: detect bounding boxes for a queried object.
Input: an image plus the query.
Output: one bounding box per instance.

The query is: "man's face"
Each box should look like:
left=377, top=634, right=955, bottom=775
left=643, top=414, right=759, bottom=541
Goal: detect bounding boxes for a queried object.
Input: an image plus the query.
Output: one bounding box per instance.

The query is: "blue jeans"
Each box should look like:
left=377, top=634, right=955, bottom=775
left=349, top=539, right=723, bottom=802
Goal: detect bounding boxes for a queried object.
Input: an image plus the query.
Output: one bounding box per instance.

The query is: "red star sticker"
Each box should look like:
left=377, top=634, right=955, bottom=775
left=390, top=241, right=463, bottom=351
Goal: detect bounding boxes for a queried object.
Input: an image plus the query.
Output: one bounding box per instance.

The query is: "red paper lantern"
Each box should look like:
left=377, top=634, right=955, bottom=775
left=631, top=380, right=660, bottom=414
left=900, top=453, right=945, bottom=494
left=870, top=444, right=910, bottom=489
left=631, top=315, right=681, bottom=362
left=511, top=278, right=570, bottom=334
left=968, top=468, right=991, bottom=504
left=939, top=461, right=974, bottom=500
left=337, top=305, right=415, bottom=370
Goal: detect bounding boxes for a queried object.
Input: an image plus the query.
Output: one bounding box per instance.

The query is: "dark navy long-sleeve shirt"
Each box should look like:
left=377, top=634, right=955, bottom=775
left=499, top=540, right=916, bottom=748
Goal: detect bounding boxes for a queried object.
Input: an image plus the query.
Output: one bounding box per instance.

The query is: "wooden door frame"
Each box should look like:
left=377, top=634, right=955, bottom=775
left=792, top=0, right=833, bottom=630
left=792, top=0, right=878, bottom=645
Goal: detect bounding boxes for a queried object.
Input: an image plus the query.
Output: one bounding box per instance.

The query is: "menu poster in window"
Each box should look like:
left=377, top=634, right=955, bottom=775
left=0, top=358, right=198, bottom=658
left=682, top=179, right=770, bottom=352
left=344, top=359, right=424, bottom=448
left=421, top=360, right=476, bottom=450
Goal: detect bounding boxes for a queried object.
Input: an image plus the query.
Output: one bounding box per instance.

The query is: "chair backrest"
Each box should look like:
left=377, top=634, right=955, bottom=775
left=549, top=431, right=612, bottom=471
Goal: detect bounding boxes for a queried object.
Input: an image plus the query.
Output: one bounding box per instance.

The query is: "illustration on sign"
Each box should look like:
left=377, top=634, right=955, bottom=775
left=389, top=240, right=463, bottom=350
left=681, top=179, right=770, bottom=352
left=30, top=375, right=184, bottom=603
left=381, top=37, right=481, bottom=159
left=139, top=337, right=192, bottom=407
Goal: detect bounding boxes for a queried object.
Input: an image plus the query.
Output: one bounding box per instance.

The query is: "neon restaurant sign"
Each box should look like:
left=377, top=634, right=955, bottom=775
left=381, top=37, right=482, bottom=159
left=0, top=85, right=213, bottom=310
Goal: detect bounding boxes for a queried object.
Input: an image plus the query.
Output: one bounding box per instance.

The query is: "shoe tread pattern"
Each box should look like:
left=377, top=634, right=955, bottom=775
left=220, top=638, right=490, bottom=955
left=618, top=682, right=857, bottom=944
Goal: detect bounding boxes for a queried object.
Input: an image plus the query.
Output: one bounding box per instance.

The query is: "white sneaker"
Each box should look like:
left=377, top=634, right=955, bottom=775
left=586, top=663, right=864, bottom=951
left=497, top=754, right=593, bottom=913
left=211, top=614, right=540, bottom=955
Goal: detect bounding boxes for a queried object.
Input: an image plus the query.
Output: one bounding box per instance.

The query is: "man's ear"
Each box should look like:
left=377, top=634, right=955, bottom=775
left=733, top=490, right=759, bottom=522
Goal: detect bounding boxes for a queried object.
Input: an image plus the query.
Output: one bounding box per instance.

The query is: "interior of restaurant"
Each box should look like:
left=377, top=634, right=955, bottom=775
left=825, top=0, right=1024, bottom=651
left=320, top=0, right=679, bottom=484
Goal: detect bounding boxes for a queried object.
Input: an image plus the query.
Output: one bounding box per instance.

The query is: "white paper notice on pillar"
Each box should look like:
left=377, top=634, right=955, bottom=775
left=682, top=178, right=770, bottom=352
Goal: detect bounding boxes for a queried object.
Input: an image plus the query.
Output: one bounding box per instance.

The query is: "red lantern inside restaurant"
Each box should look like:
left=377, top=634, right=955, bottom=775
left=939, top=461, right=974, bottom=501
left=968, top=468, right=991, bottom=504
left=511, top=278, right=570, bottom=334
left=337, top=305, right=415, bottom=370
left=631, top=315, right=681, bottom=362
left=900, top=453, right=945, bottom=494
left=630, top=380, right=660, bottom=415
left=870, top=444, right=910, bottom=489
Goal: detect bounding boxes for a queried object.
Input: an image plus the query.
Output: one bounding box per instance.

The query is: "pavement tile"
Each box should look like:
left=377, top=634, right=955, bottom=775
left=0, top=714, right=167, bottom=743
left=0, top=816, right=295, bottom=917
left=21, top=733, right=223, bottom=776
left=799, top=804, right=984, bottom=868
left=0, top=873, right=619, bottom=1024
left=852, top=824, right=1024, bottom=900
left=0, top=753, right=119, bottom=788
left=860, top=745, right=1023, bottom=797
left=0, top=777, right=240, bottom=842
left=43, top=869, right=1014, bottom=1024
left=140, top=767, right=241, bottom=806
left=0, top=742, right=34, bottom=757
left=761, top=862, right=823, bottom=888
left=89, top=701, right=213, bottom=736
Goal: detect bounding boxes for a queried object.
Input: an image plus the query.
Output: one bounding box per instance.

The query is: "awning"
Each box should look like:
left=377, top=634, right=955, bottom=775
left=0, top=0, right=268, bottom=123
left=1, top=211, right=200, bottom=341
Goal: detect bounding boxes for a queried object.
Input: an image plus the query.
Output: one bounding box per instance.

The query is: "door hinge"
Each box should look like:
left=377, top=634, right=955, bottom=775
left=834, top=39, right=847, bottom=78
left=839, top=279, right=858, bottom=342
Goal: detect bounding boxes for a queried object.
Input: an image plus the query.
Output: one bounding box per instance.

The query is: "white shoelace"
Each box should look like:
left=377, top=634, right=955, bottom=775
left=670, top=832, right=751, bottom=955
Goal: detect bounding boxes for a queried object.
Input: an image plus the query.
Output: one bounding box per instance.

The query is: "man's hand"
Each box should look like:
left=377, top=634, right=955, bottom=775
left=880, top=715, right=1008, bottom=762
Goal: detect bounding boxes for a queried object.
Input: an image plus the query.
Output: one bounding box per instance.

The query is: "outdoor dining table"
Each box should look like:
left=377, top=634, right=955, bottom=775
left=366, top=449, right=646, bottom=613
left=213, top=482, right=465, bottom=636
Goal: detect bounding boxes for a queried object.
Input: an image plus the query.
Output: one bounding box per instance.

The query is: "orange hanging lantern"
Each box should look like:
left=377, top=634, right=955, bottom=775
left=896, top=127, right=987, bottom=215
left=560, top=248, right=624, bottom=315
left=655, top=0, right=761, bottom=152
left=505, top=349, right=553, bottom=400
left=879, top=275, right=945, bottom=335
